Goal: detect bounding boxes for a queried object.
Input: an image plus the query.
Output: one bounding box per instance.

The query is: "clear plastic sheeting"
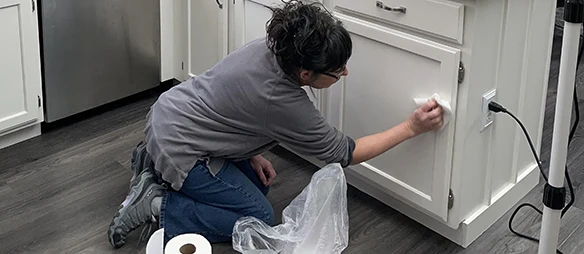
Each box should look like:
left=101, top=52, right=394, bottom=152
left=232, top=163, right=349, bottom=254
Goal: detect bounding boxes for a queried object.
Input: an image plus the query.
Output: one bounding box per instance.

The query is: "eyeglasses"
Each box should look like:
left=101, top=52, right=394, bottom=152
left=322, top=72, right=340, bottom=80
left=321, top=66, right=346, bottom=80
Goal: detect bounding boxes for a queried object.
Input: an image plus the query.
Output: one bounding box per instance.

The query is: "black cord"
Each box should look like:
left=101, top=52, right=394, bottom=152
left=491, top=102, right=549, bottom=181
left=502, top=108, right=576, bottom=254
left=489, top=20, right=584, bottom=254
left=492, top=95, right=578, bottom=254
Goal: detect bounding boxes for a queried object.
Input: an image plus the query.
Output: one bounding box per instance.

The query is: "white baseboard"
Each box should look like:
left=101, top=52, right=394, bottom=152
left=460, top=163, right=539, bottom=247
left=0, top=123, right=41, bottom=150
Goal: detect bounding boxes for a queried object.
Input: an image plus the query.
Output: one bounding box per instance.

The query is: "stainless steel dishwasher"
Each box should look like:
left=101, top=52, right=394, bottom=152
left=38, top=0, right=161, bottom=122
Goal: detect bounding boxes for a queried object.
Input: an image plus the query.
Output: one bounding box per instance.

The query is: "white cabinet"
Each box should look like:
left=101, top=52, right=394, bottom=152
left=230, top=0, right=323, bottom=109
left=186, top=0, right=229, bottom=78
left=160, top=0, right=230, bottom=81
left=168, top=0, right=557, bottom=248
left=0, top=0, right=43, bottom=149
left=334, top=13, right=461, bottom=221
left=160, top=0, right=187, bottom=82
left=335, top=0, right=465, bottom=43
left=230, top=0, right=323, bottom=50
left=230, top=0, right=278, bottom=50
left=321, top=0, right=556, bottom=248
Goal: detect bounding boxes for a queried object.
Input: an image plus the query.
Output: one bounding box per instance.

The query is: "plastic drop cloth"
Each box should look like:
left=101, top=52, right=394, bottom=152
left=232, top=163, right=349, bottom=254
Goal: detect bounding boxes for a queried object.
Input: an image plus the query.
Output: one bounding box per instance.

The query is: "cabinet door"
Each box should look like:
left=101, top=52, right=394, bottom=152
left=186, top=0, right=229, bottom=77
left=0, top=0, right=41, bottom=134
left=230, top=0, right=324, bottom=109
left=333, top=13, right=461, bottom=221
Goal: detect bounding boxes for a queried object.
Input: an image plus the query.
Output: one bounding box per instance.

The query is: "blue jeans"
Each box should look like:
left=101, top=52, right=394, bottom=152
left=160, top=159, right=275, bottom=245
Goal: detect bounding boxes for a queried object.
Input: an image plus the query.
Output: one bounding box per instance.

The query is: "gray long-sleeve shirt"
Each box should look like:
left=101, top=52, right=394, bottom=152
left=144, top=37, right=355, bottom=190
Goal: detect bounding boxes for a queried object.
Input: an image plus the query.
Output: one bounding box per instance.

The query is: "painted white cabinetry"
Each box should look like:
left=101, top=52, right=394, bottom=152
left=334, top=13, right=462, bottom=221
left=165, top=0, right=558, bottom=248
left=322, top=0, right=556, bottom=247
left=230, top=0, right=323, bottom=51
left=160, top=0, right=187, bottom=82
left=186, top=0, right=229, bottom=78
left=230, top=0, right=324, bottom=108
left=160, top=0, right=229, bottom=81
left=0, top=0, right=43, bottom=150
left=230, top=0, right=279, bottom=51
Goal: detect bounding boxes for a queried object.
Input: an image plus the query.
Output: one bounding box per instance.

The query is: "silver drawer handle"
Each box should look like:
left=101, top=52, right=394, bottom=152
left=376, top=1, right=406, bottom=13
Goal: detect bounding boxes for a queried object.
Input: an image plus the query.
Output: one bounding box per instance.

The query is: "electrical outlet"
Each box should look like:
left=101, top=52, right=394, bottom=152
left=481, top=89, right=496, bottom=132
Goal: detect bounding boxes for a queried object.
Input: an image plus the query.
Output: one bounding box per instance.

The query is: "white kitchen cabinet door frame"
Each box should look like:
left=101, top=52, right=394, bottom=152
left=229, top=0, right=326, bottom=111
left=0, top=0, right=42, bottom=135
left=186, top=0, right=229, bottom=78
left=334, top=12, right=461, bottom=221
left=229, top=0, right=324, bottom=51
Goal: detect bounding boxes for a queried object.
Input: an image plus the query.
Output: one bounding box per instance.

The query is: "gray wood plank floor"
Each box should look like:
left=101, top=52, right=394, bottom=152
left=2, top=30, right=584, bottom=254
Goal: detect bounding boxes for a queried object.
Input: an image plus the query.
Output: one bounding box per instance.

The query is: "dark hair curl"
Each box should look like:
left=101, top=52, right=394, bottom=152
left=266, top=1, right=352, bottom=77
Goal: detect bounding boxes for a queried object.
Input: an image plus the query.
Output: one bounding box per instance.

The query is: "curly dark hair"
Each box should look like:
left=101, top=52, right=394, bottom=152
left=266, top=1, right=352, bottom=77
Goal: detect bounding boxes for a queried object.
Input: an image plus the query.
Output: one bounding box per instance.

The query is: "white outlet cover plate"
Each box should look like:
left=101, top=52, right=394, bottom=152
left=481, top=89, right=496, bottom=132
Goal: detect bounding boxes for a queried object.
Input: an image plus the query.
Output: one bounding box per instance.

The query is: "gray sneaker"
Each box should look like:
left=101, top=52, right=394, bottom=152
left=130, top=141, right=162, bottom=185
left=108, top=170, right=165, bottom=248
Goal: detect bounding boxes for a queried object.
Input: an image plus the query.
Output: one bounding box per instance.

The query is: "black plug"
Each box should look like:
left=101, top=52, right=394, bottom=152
left=489, top=101, right=507, bottom=113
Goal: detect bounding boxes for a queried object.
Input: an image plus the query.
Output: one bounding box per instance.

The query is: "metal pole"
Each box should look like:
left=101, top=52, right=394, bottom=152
left=538, top=1, right=582, bottom=253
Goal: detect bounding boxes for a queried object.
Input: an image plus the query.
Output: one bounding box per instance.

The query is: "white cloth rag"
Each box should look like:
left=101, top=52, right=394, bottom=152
left=413, top=93, right=452, bottom=130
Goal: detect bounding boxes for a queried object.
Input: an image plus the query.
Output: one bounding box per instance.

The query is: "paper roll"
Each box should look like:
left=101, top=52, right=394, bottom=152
left=164, top=233, right=212, bottom=254
left=146, top=229, right=164, bottom=254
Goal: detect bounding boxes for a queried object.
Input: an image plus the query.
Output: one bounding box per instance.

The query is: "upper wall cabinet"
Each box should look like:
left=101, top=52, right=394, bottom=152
left=0, top=0, right=42, bottom=135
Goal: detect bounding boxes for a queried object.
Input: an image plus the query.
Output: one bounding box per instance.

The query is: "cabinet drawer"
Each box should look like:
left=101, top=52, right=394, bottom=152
left=332, top=13, right=461, bottom=221
left=335, top=0, right=465, bottom=43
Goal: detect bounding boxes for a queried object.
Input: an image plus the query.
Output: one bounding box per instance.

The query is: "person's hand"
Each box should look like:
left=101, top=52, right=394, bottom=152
left=405, top=99, right=444, bottom=136
left=250, top=155, right=276, bottom=186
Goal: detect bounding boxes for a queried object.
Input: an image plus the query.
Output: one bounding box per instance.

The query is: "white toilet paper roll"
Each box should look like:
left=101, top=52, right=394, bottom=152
left=146, top=229, right=165, bottom=254
left=164, top=233, right=212, bottom=254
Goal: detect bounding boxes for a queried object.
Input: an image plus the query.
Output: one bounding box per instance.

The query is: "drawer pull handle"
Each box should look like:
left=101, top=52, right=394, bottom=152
left=376, top=1, right=406, bottom=13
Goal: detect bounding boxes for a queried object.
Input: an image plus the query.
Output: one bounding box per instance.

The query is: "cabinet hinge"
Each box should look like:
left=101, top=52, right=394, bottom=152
left=37, top=95, right=41, bottom=108
left=458, top=62, right=465, bottom=84
left=32, top=0, right=35, bottom=11
left=448, top=189, right=454, bottom=209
